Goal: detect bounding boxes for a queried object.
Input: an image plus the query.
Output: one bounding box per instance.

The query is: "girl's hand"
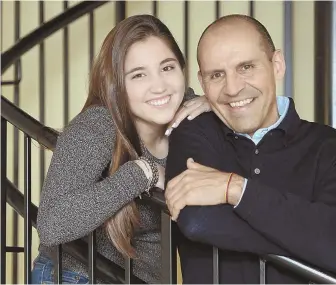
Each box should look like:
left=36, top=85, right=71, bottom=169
left=165, top=95, right=211, bottom=136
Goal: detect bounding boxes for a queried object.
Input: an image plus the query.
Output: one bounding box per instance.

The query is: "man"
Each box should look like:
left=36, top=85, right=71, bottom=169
left=165, top=14, right=336, bottom=283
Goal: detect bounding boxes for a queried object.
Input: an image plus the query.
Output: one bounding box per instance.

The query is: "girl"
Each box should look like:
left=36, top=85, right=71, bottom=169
left=33, top=14, right=210, bottom=284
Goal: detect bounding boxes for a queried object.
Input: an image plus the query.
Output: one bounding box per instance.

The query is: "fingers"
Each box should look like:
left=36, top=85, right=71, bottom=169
left=165, top=170, right=187, bottom=197
left=167, top=183, right=187, bottom=220
left=165, top=99, right=208, bottom=136
left=181, top=98, right=199, bottom=108
left=166, top=178, right=190, bottom=220
left=185, top=106, right=210, bottom=122
left=165, top=159, right=212, bottom=201
left=187, top=159, right=213, bottom=172
left=165, top=168, right=195, bottom=217
left=170, top=102, right=203, bottom=127
left=170, top=198, right=186, bottom=221
left=165, top=95, right=211, bottom=136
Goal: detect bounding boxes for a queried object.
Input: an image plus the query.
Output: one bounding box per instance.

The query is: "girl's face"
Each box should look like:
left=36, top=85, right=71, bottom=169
left=124, top=36, right=185, bottom=128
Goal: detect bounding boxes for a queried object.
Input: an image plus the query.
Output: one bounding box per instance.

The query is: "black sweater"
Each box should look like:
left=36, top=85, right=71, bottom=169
left=165, top=98, right=336, bottom=283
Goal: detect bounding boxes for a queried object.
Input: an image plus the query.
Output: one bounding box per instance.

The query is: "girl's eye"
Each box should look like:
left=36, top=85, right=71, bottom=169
left=162, top=65, right=175, bottom=72
left=132, top=73, right=145, bottom=79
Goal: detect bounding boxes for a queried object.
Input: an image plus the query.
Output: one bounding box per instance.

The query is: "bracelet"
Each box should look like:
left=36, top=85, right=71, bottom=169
left=140, top=156, right=159, bottom=192
left=226, top=173, right=234, bottom=203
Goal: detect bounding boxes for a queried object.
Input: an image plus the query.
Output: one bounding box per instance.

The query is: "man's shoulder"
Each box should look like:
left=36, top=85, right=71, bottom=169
left=301, top=119, right=336, bottom=137
left=178, top=112, right=222, bottom=132
left=299, top=119, right=336, bottom=149
left=170, top=112, right=223, bottom=144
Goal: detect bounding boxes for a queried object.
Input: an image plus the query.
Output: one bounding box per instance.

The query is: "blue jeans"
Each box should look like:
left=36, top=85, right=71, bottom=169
left=31, top=254, right=89, bottom=284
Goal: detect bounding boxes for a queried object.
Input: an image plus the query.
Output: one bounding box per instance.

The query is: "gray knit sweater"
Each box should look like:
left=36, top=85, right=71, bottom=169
left=36, top=89, right=196, bottom=284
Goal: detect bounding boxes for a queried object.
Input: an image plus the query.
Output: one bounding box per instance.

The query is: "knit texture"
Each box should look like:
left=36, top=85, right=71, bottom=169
left=37, top=89, right=197, bottom=283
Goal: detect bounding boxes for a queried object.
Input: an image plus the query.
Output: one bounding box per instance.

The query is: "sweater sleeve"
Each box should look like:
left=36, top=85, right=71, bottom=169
left=165, top=115, right=289, bottom=256
left=233, top=138, right=336, bottom=274
left=183, top=87, right=200, bottom=102
left=37, top=106, right=149, bottom=246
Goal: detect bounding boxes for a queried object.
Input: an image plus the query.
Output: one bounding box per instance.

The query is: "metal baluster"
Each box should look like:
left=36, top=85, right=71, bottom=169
left=39, top=0, right=46, bottom=192
left=284, top=1, right=293, bottom=98
left=333, top=1, right=336, bottom=129
left=184, top=1, right=189, bottom=84
left=88, top=8, right=97, bottom=284
left=260, top=259, right=266, bottom=284
left=88, top=231, right=97, bottom=283
left=0, top=118, right=7, bottom=283
left=116, top=0, right=126, bottom=24
left=161, top=212, right=177, bottom=284
left=63, top=0, right=69, bottom=126
left=215, top=1, right=220, bottom=19
left=213, top=247, right=219, bottom=284
left=153, top=0, right=157, bottom=17
left=12, top=3, right=21, bottom=283
left=55, top=245, right=62, bottom=284
left=249, top=0, right=255, bottom=18
left=125, top=257, right=132, bottom=284
left=24, top=135, right=32, bottom=284
left=315, top=0, right=334, bottom=125
left=1, top=60, right=21, bottom=86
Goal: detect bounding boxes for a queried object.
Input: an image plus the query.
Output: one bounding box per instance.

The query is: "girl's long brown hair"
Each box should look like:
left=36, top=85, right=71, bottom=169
left=81, top=15, right=185, bottom=258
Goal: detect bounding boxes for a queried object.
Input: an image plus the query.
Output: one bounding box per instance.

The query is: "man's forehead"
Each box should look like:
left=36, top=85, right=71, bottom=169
left=199, top=36, right=261, bottom=61
left=198, top=26, right=263, bottom=61
left=202, top=23, right=259, bottom=47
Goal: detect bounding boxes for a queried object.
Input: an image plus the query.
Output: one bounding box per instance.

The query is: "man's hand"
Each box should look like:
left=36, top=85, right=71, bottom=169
left=165, top=158, right=245, bottom=220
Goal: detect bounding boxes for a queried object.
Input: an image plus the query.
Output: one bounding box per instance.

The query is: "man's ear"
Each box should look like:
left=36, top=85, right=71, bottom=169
left=198, top=70, right=206, bottom=93
left=272, top=49, right=286, bottom=80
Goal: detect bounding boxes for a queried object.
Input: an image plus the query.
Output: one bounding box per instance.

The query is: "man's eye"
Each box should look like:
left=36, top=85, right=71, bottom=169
left=242, top=64, right=253, bottom=71
left=163, top=65, right=174, bottom=72
left=210, top=72, right=224, bottom=80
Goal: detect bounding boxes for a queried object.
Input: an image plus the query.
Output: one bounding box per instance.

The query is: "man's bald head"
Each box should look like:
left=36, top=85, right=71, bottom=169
left=197, top=14, right=276, bottom=64
left=196, top=13, right=286, bottom=137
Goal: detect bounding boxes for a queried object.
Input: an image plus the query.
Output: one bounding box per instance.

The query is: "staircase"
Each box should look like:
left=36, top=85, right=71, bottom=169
left=1, top=1, right=336, bottom=284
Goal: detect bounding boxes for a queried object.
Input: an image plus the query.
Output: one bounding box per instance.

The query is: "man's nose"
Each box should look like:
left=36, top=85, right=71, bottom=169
left=224, top=72, right=245, bottom=97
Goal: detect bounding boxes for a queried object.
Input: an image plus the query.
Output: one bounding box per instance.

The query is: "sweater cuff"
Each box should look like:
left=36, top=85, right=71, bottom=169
left=233, top=178, right=248, bottom=208
left=119, top=160, right=150, bottom=196
left=233, top=178, right=263, bottom=220
left=233, top=179, right=281, bottom=226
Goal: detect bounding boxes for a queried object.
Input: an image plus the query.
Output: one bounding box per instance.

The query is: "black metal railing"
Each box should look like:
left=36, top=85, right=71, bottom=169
left=2, top=93, right=336, bottom=284
left=4, top=176, right=145, bottom=284
left=1, top=1, right=109, bottom=74
left=1, top=118, right=7, bottom=284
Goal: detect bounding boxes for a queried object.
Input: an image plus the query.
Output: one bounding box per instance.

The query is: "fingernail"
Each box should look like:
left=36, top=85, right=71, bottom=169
left=172, top=122, right=177, bottom=128
left=187, top=116, right=192, bottom=120
left=165, top=128, right=172, bottom=136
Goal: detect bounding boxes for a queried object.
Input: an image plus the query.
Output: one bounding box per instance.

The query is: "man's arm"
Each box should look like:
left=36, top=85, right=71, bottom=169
left=165, top=116, right=290, bottom=256
left=232, top=138, right=336, bottom=274
left=166, top=117, right=336, bottom=274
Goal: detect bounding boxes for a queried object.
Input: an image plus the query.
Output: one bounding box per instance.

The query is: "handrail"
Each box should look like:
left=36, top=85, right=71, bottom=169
left=5, top=178, right=145, bottom=284
left=2, top=96, right=336, bottom=284
left=265, top=255, right=336, bottom=284
left=144, top=191, right=336, bottom=284
left=1, top=96, right=58, bottom=150
left=1, top=1, right=108, bottom=74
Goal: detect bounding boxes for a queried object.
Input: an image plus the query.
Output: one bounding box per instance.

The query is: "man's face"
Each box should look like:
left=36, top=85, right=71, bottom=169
left=198, top=23, right=285, bottom=136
